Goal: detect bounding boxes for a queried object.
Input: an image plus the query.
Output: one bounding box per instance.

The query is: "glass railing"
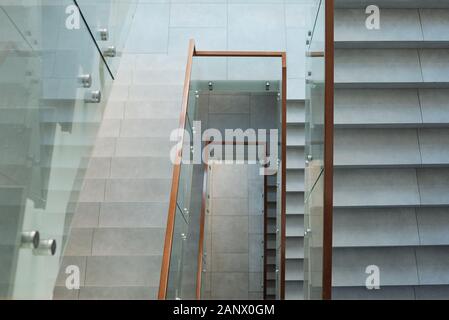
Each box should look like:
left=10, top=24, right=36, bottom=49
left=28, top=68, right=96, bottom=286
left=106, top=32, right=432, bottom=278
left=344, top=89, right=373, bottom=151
left=0, top=0, right=133, bottom=299
left=161, top=42, right=286, bottom=299
left=304, top=0, right=333, bottom=300
left=74, top=0, right=137, bottom=76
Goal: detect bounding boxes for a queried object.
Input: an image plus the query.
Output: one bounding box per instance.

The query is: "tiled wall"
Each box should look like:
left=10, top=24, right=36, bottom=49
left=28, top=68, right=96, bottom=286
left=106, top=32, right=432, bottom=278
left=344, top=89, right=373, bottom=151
left=122, top=0, right=318, bottom=100
left=204, top=163, right=264, bottom=299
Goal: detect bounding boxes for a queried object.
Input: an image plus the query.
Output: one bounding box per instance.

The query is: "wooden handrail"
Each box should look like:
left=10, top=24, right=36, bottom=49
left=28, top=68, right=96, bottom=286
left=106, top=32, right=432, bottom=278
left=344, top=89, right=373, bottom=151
left=158, top=40, right=287, bottom=300
left=280, top=52, right=287, bottom=300
left=158, top=39, right=196, bottom=300
left=263, top=174, right=268, bottom=299
left=196, top=141, right=210, bottom=300
left=322, top=0, right=334, bottom=300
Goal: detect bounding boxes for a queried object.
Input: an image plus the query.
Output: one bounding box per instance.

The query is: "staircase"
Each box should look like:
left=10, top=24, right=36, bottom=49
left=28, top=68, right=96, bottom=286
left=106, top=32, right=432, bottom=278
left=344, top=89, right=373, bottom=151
left=264, top=174, right=277, bottom=299
left=333, top=0, right=449, bottom=299
left=54, top=54, right=185, bottom=300
left=284, top=100, right=305, bottom=299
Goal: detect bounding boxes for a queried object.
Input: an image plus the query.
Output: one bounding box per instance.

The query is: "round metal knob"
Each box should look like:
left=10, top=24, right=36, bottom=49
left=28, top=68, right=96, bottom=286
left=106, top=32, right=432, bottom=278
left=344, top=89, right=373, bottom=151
left=103, top=46, right=116, bottom=57
left=85, top=90, right=102, bottom=103
left=78, top=74, right=92, bottom=88
left=98, top=28, right=109, bottom=41
left=33, top=239, right=57, bottom=256
left=21, top=231, right=40, bottom=249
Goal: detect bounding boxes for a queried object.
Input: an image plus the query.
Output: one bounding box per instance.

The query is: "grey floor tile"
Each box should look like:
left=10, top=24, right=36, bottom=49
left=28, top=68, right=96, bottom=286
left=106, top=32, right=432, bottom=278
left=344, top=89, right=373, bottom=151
left=79, top=286, right=158, bottom=300
left=420, top=49, right=449, bottom=82
left=85, top=256, right=162, bottom=286
left=211, top=272, right=249, bottom=299
left=415, top=285, right=449, bottom=300
left=333, top=286, right=415, bottom=300
left=110, top=157, right=172, bottom=179
left=72, top=203, right=100, bottom=228
left=211, top=215, right=249, bottom=253
left=417, top=168, right=449, bottom=205
left=417, top=208, right=449, bottom=245
left=105, top=178, right=171, bottom=202
left=92, top=227, right=165, bottom=256
left=419, top=88, right=449, bottom=125
left=125, top=4, right=170, bottom=53
left=53, top=287, right=80, bottom=300
left=79, top=179, right=106, bottom=202
left=211, top=253, right=249, bottom=272
left=228, top=4, right=286, bottom=51
left=419, top=128, right=449, bottom=165
left=209, top=93, right=250, bottom=114
left=416, top=247, right=449, bottom=285
left=64, top=228, right=93, bottom=256
left=99, top=202, right=168, bottom=228
left=170, top=4, right=227, bottom=28
left=420, top=9, right=449, bottom=41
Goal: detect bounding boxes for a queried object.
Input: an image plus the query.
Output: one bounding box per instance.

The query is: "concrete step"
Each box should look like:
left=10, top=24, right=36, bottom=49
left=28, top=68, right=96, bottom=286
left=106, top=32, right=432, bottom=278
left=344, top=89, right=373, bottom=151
left=333, top=246, right=449, bottom=287
left=335, top=128, right=449, bottom=167
left=54, top=285, right=158, bottom=300
left=78, top=178, right=171, bottom=203
left=286, top=169, right=305, bottom=192
left=336, top=9, right=449, bottom=44
left=286, top=237, right=304, bottom=259
left=287, top=100, right=305, bottom=124
left=334, top=168, right=421, bottom=207
left=334, top=167, right=449, bottom=207
left=285, top=259, right=304, bottom=281
left=335, top=88, right=449, bottom=127
left=119, top=118, right=179, bottom=138
left=334, top=207, right=449, bottom=247
left=108, top=84, right=184, bottom=102
left=333, top=285, right=449, bottom=300
left=286, top=124, right=305, bottom=147
left=131, top=69, right=185, bottom=85
left=286, top=192, right=304, bottom=215
left=287, top=146, right=305, bottom=169
left=335, top=0, right=449, bottom=9
left=107, top=156, right=173, bottom=179
left=333, top=247, right=419, bottom=287
left=285, top=281, right=304, bottom=300
left=123, top=101, right=181, bottom=120
left=335, top=49, right=449, bottom=86
left=119, top=54, right=188, bottom=72
left=286, top=215, right=304, bottom=237
left=334, top=128, right=421, bottom=167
